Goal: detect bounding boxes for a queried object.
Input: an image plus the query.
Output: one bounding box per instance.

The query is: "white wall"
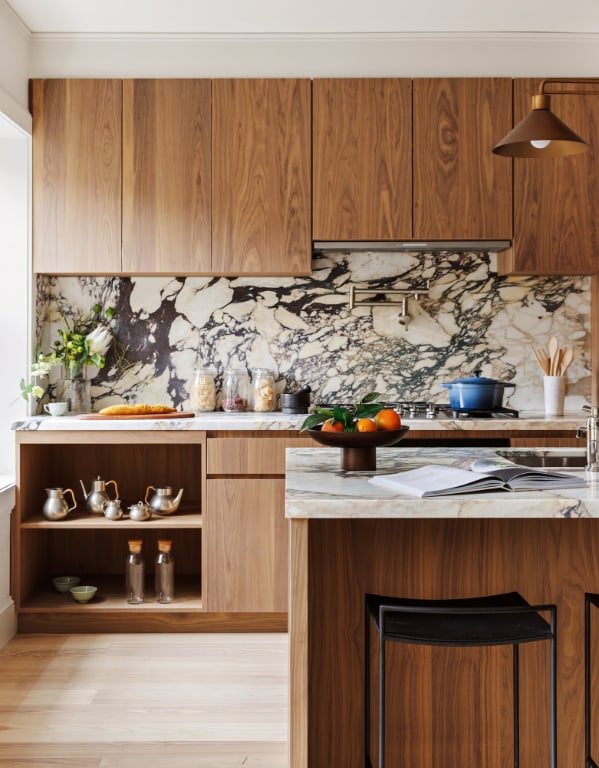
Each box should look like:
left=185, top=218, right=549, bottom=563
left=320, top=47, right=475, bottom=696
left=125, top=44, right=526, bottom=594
left=0, top=124, right=30, bottom=475
left=27, top=33, right=599, bottom=78
left=0, top=1, right=30, bottom=130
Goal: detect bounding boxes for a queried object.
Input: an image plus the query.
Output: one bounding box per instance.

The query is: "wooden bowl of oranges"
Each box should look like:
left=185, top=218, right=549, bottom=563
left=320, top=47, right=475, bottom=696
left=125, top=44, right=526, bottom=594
left=300, top=393, right=409, bottom=471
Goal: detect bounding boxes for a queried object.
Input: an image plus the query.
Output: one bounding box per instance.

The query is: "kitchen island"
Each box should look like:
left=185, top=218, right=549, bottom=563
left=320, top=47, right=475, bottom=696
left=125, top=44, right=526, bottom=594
left=286, top=445, right=599, bottom=768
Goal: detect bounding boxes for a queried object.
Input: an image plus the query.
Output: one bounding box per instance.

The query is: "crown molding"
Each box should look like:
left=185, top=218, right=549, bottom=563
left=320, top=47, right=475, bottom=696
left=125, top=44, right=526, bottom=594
left=27, top=30, right=599, bottom=43
left=0, top=0, right=30, bottom=38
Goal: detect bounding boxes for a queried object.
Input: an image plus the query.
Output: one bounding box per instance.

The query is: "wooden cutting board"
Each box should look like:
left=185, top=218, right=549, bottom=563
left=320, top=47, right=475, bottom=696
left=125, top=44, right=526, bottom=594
left=76, top=411, right=195, bottom=420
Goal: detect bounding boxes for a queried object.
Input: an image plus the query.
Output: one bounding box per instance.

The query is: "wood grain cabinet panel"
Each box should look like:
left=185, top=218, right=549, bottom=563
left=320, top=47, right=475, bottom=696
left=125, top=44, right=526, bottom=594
left=413, top=77, right=513, bottom=240
left=32, top=79, right=122, bottom=274
left=312, top=78, right=412, bottom=241
left=211, top=78, right=312, bottom=276
left=205, top=478, right=287, bottom=612
left=499, top=78, right=599, bottom=275
left=122, top=79, right=211, bottom=274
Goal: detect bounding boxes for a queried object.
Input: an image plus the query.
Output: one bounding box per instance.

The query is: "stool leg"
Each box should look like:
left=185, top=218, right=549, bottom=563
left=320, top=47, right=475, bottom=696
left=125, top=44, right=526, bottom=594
left=379, top=629, right=386, bottom=768
left=513, top=643, right=520, bottom=768
left=365, top=601, right=371, bottom=768
left=550, top=613, right=557, bottom=768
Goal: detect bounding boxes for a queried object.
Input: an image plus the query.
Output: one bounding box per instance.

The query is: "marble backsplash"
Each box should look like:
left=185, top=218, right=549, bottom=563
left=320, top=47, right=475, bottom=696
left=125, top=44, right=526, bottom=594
left=36, top=251, right=591, bottom=413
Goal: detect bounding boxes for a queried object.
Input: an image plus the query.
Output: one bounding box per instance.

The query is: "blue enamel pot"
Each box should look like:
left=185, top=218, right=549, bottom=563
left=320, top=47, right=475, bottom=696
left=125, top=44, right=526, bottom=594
left=441, top=370, right=516, bottom=411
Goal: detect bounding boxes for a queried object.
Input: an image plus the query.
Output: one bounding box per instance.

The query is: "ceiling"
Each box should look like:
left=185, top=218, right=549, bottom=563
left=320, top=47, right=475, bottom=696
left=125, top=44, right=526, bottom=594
left=5, top=0, right=599, bottom=36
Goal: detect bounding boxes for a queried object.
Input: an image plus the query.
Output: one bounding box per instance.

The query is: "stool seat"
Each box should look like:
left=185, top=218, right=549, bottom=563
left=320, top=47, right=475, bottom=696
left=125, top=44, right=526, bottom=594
left=366, top=591, right=554, bottom=647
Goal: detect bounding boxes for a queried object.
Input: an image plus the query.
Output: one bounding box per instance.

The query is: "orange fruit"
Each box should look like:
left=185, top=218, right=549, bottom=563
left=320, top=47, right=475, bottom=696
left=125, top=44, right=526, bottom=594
left=374, top=408, right=402, bottom=431
left=356, top=418, right=377, bottom=432
left=321, top=418, right=344, bottom=432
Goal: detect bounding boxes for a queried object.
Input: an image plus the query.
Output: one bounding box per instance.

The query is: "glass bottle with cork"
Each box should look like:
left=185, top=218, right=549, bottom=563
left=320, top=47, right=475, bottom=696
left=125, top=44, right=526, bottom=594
left=155, top=539, right=175, bottom=603
left=125, top=539, right=145, bottom=604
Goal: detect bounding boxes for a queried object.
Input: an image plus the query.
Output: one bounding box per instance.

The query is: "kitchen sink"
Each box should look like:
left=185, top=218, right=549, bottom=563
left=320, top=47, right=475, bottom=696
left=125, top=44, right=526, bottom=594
left=496, top=450, right=587, bottom=468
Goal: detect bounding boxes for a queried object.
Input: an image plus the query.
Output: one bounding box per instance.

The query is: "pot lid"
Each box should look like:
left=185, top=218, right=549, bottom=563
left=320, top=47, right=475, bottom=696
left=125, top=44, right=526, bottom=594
left=441, top=370, right=514, bottom=387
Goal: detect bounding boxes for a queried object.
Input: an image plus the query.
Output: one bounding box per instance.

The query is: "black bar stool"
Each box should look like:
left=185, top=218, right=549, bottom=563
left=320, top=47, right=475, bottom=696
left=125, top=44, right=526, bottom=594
left=585, top=593, right=599, bottom=768
left=365, top=591, right=557, bottom=768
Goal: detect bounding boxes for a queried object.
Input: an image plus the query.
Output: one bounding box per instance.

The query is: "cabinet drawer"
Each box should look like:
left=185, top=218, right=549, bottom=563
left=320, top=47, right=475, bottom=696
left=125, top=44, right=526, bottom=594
left=207, top=437, right=315, bottom=475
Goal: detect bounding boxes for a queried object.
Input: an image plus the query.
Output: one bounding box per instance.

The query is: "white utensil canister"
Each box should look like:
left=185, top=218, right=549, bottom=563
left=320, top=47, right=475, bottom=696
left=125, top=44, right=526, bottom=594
left=543, top=376, right=566, bottom=417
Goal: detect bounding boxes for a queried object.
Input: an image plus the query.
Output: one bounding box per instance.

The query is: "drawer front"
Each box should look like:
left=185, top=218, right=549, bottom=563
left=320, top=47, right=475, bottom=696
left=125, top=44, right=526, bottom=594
left=207, top=437, right=315, bottom=475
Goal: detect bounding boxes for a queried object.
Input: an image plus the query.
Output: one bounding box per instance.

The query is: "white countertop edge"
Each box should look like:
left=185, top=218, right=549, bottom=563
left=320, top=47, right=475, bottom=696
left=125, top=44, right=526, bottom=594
left=11, top=411, right=585, bottom=432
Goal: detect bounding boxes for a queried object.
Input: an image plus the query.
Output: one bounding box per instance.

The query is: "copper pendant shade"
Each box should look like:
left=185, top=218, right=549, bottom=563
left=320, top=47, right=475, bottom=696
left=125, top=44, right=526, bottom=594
left=492, top=79, right=599, bottom=158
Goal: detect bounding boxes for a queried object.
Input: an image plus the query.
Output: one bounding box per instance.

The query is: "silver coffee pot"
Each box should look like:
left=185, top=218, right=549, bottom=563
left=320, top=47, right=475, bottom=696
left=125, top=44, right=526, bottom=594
left=80, top=475, right=120, bottom=515
left=144, top=485, right=184, bottom=515
left=43, top=487, right=77, bottom=521
left=103, top=498, right=123, bottom=520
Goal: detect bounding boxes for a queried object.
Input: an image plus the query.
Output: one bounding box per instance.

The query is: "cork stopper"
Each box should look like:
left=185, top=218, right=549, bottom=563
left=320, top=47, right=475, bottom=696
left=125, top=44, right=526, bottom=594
left=158, top=539, right=172, bottom=553
left=128, top=540, right=142, bottom=553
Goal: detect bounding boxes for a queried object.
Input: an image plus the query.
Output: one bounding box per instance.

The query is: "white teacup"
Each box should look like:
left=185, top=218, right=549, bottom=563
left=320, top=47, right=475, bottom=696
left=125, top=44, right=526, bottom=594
left=44, top=402, right=68, bottom=417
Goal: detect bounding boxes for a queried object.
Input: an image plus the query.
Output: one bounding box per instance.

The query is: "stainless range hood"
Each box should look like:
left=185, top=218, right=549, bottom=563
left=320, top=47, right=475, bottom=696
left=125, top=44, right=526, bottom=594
left=313, top=240, right=511, bottom=253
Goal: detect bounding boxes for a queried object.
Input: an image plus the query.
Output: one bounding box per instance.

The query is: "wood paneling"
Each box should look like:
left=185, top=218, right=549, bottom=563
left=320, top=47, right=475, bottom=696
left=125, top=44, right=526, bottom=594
left=212, top=78, right=312, bottom=275
left=206, top=478, right=287, bottom=612
left=413, top=77, right=513, bottom=239
left=32, top=79, right=122, bottom=274
left=122, top=79, right=212, bottom=274
left=208, top=436, right=315, bottom=475
left=289, top=517, right=599, bottom=767
left=312, top=78, right=412, bottom=241
left=506, top=78, right=599, bottom=275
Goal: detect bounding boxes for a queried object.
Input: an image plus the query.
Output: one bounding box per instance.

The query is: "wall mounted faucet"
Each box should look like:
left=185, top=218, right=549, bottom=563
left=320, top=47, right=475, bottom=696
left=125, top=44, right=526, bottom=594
left=347, top=282, right=430, bottom=330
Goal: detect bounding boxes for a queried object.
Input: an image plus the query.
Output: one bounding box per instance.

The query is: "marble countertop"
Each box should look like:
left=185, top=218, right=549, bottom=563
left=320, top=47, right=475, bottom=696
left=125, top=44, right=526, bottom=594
left=285, top=445, right=598, bottom=519
left=11, top=411, right=586, bottom=432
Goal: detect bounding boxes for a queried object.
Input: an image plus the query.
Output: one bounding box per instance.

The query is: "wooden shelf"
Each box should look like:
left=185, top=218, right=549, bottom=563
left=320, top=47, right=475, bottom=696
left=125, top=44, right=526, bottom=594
left=21, top=575, right=203, bottom=613
left=21, top=509, right=203, bottom=529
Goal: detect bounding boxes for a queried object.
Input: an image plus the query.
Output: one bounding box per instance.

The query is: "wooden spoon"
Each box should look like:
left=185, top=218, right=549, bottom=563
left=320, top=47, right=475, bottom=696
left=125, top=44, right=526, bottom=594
left=534, top=348, right=550, bottom=375
left=559, top=346, right=574, bottom=375
left=548, top=337, right=559, bottom=375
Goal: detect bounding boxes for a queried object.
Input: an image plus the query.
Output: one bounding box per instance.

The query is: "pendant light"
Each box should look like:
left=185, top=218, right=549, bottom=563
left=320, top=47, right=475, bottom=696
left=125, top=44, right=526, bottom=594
left=492, top=79, right=599, bottom=158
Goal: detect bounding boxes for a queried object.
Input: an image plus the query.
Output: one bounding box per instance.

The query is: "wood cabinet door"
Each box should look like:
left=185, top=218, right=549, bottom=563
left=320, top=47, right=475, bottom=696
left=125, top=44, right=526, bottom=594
left=504, top=78, right=599, bottom=275
left=211, top=79, right=312, bottom=276
left=205, top=478, right=287, bottom=612
left=32, top=79, right=122, bottom=274
left=413, top=78, right=513, bottom=240
left=312, top=78, right=412, bottom=241
left=122, top=79, right=212, bottom=274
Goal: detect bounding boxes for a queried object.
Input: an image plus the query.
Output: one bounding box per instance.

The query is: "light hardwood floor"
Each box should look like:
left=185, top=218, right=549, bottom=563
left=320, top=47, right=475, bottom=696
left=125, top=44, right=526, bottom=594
left=0, top=633, right=288, bottom=767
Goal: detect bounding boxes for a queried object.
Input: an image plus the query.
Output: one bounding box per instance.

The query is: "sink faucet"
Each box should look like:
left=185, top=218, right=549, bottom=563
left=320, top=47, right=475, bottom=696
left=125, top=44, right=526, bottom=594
left=576, top=405, right=599, bottom=471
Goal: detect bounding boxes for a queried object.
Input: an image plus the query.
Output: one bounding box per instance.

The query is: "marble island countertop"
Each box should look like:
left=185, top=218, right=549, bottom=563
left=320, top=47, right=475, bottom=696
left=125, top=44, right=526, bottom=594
left=12, top=410, right=587, bottom=432
left=285, top=445, right=598, bottom=519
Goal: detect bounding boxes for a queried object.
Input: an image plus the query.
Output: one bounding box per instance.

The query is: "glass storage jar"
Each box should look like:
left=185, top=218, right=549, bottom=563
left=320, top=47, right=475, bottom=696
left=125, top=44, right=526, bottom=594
left=250, top=368, right=276, bottom=412
left=221, top=368, right=249, bottom=412
left=190, top=367, right=216, bottom=413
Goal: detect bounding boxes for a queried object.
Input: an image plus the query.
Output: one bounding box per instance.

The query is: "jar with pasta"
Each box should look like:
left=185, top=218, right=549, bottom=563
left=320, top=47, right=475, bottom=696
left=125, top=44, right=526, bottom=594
left=250, top=368, right=276, bottom=412
left=190, top=367, right=216, bottom=413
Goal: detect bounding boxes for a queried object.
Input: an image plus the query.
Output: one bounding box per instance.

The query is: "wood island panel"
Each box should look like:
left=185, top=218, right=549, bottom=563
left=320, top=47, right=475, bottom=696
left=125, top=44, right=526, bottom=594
left=290, top=517, right=599, bottom=768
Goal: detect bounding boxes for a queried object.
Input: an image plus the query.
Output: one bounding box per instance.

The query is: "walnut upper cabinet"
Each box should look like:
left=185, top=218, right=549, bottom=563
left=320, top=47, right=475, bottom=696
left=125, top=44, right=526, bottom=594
left=312, top=78, right=412, bottom=241
left=497, top=78, right=599, bottom=276
left=313, top=77, right=512, bottom=243
left=122, top=79, right=211, bottom=274
left=32, top=79, right=122, bottom=274
left=413, top=77, right=512, bottom=240
left=211, top=78, right=312, bottom=276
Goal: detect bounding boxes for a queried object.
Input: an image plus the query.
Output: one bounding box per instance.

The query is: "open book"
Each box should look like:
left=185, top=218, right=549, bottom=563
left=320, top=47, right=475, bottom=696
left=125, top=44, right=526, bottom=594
left=369, top=456, right=587, bottom=497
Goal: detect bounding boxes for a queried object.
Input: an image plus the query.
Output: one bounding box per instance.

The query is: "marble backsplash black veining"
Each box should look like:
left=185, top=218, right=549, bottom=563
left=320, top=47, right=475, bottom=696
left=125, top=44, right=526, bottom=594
left=36, top=251, right=591, bottom=412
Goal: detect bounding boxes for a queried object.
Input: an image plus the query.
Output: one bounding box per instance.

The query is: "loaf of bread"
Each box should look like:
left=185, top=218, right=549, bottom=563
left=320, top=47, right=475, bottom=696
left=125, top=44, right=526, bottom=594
left=98, top=403, right=177, bottom=416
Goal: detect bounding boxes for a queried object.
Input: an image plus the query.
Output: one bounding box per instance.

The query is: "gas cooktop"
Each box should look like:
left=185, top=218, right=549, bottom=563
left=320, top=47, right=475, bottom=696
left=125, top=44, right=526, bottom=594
left=315, top=401, right=519, bottom=420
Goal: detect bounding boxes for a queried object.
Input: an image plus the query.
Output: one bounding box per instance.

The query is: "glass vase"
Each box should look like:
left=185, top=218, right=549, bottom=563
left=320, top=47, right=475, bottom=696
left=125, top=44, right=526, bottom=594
left=56, top=365, right=91, bottom=414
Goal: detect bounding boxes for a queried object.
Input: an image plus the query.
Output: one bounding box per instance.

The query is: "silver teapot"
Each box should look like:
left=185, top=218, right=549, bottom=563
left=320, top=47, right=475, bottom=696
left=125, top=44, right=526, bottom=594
left=128, top=501, right=152, bottom=522
left=43, top=487, right=77, bottom=521
left=103, top=498, right=123, bottom=520
left=144, top=485, right=184, bottom=515
left=80, top=475, right=119, bottom=515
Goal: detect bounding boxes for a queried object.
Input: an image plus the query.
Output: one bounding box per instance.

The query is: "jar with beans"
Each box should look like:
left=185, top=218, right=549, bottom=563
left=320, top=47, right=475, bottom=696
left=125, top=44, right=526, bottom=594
left=221, top=368, right=249, bottom=412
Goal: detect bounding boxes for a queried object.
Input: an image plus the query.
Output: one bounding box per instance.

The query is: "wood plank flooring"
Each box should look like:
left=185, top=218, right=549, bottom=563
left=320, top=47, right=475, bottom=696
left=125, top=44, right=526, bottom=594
left=0, top=633, right=288, bottom=767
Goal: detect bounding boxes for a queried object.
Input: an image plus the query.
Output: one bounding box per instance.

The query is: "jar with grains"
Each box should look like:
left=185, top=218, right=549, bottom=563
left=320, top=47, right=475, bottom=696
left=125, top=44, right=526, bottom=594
left=250, top=368, right=276, bottom=412
left=221, top=368, right=249, bottom=412
left=190, top=367, right=216, bottom=413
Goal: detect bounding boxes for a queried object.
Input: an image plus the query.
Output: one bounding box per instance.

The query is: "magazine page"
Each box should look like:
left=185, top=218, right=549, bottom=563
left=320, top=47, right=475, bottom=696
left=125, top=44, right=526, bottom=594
left=369, top=465, right=507, bottom=497
left=453, top=456, right=586, bottom=490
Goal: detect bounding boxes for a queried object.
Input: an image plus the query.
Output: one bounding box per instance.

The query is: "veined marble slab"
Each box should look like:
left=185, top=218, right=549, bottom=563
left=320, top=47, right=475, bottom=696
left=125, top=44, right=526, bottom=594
left=12, top=411, right=585, bottom=431
left=285, top=446, right=597, bottom=519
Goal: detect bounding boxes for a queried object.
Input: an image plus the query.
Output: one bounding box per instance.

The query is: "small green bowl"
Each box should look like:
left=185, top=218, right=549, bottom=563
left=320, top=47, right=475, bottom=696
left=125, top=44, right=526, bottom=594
left=70, top=585, right=97, bottom=603
left=52, top=576, right=81, bottom=593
